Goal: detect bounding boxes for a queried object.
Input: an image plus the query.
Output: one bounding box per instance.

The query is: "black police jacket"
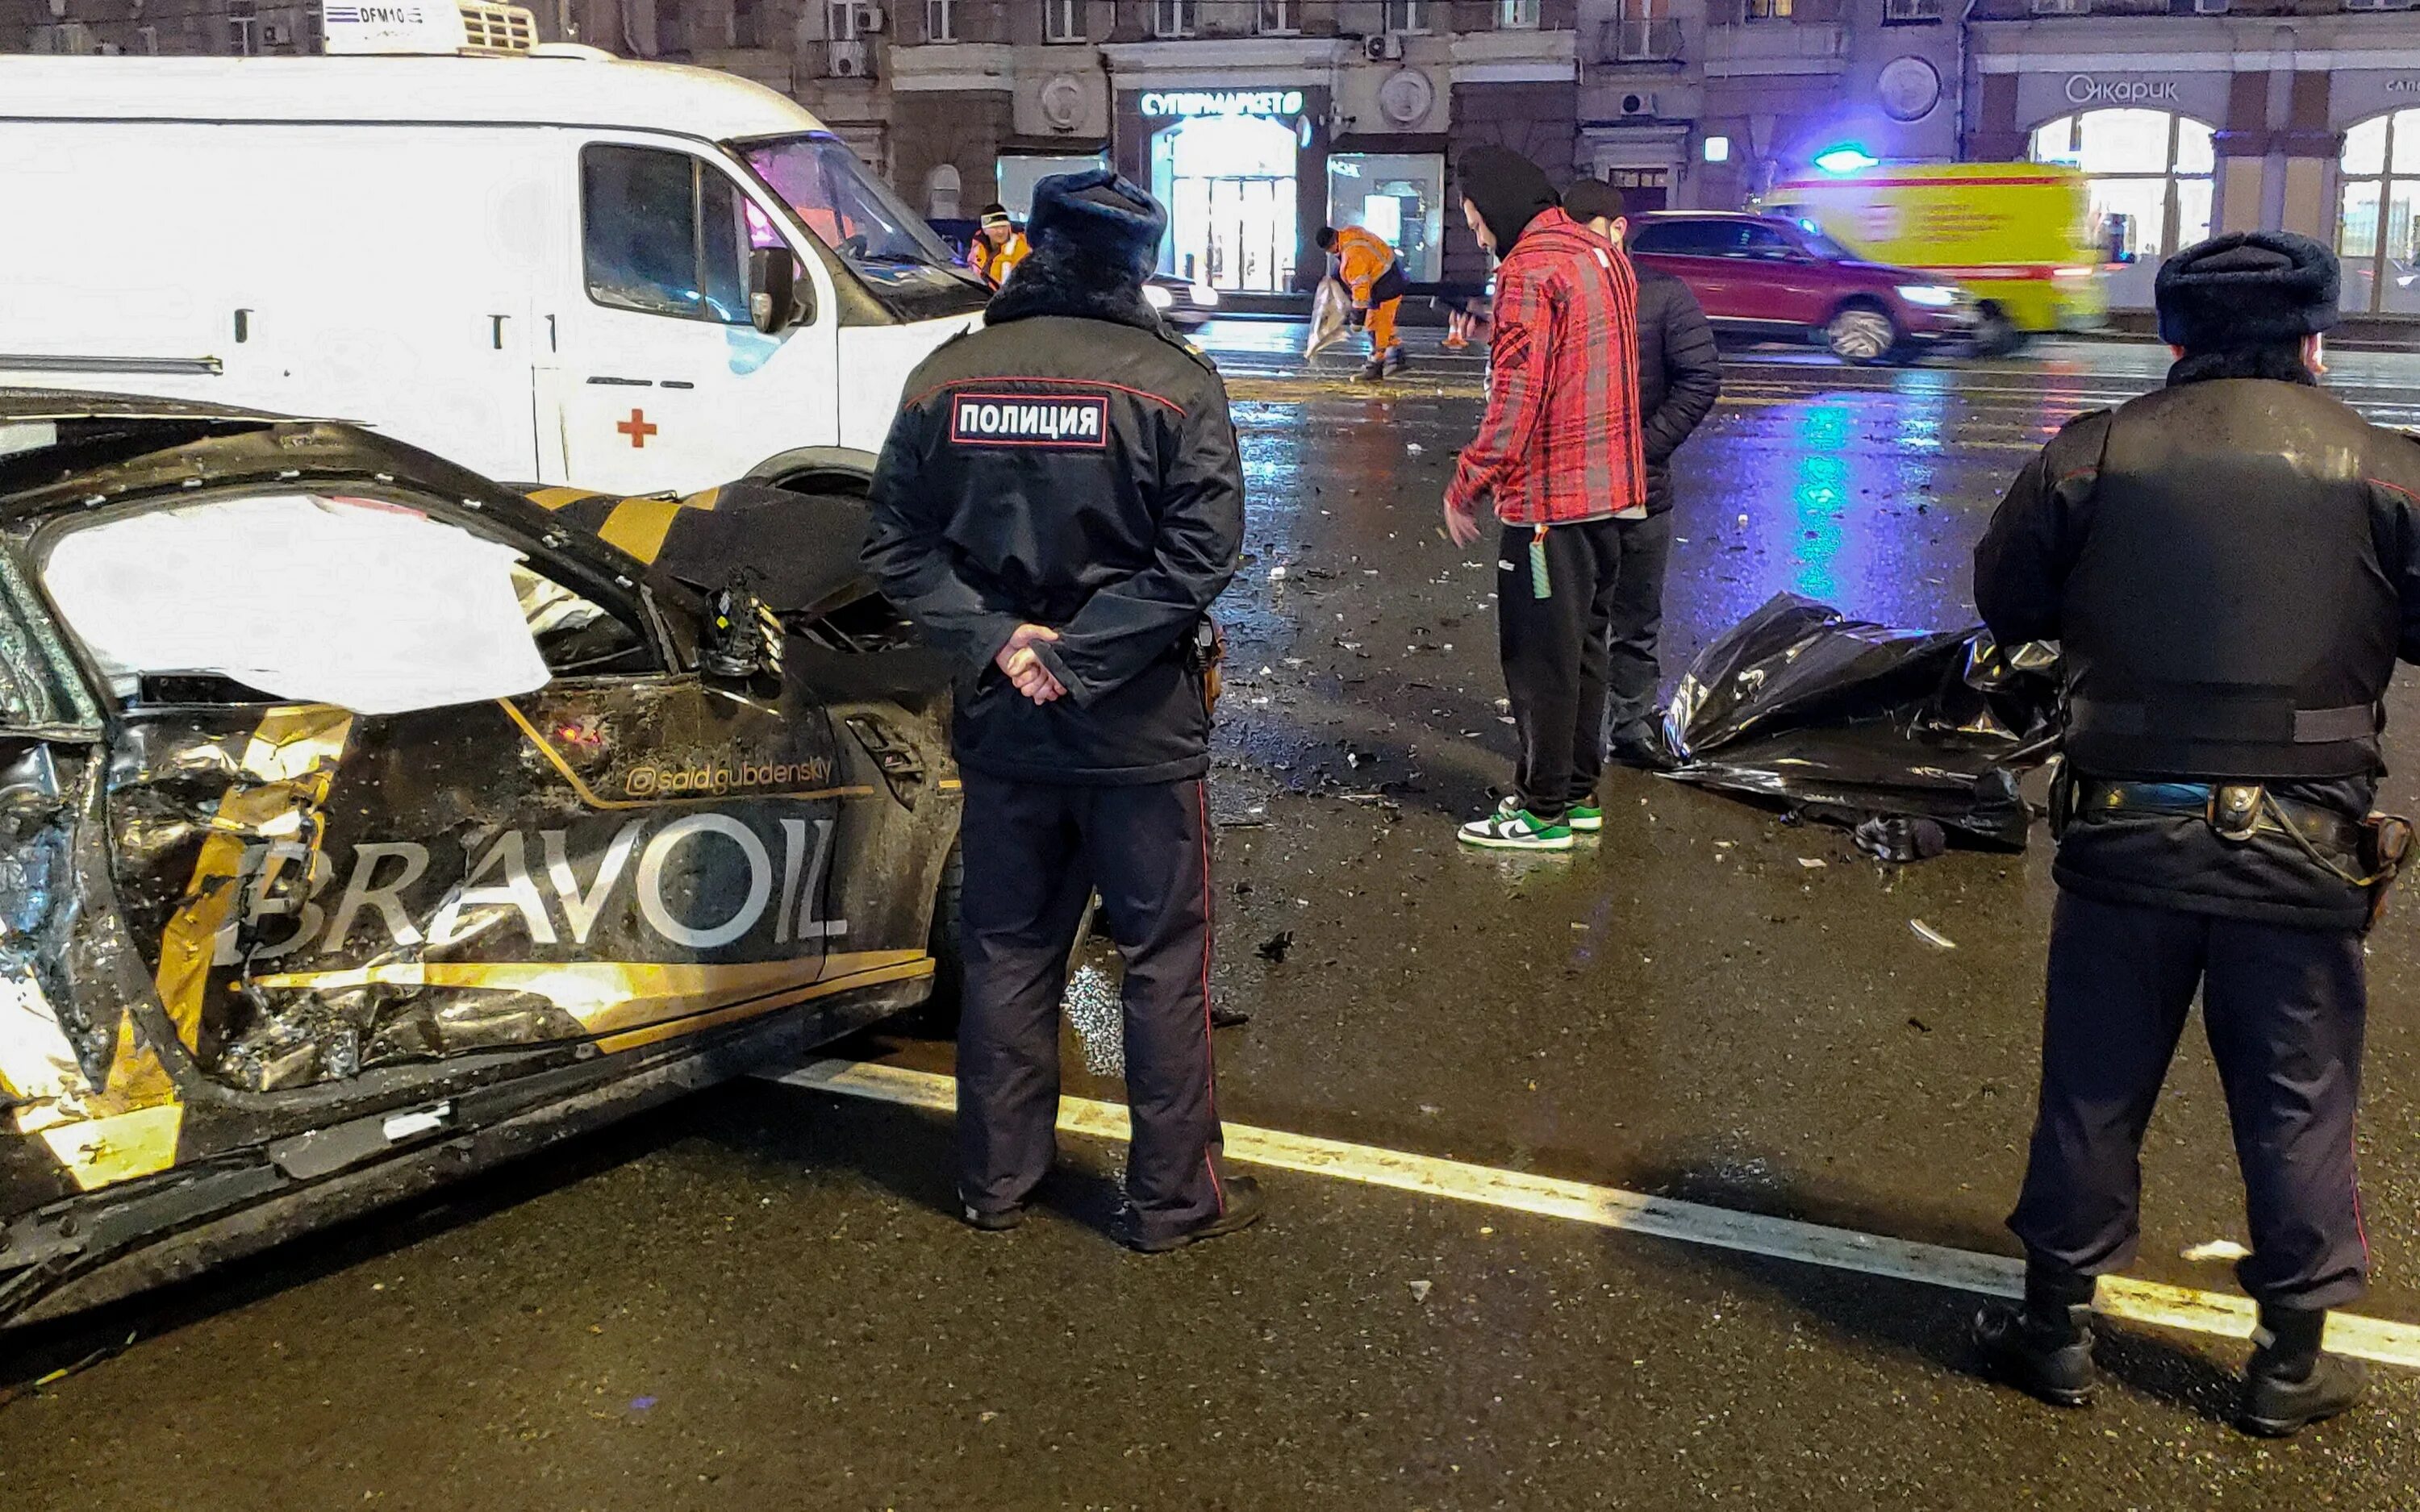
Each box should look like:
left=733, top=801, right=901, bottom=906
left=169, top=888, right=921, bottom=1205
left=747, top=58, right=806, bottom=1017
left=1635, top=268, right=1723, bottom=516
left=862, top=269, right=1245, bottom=786
left=1976, top=372, right=2420, bottom=927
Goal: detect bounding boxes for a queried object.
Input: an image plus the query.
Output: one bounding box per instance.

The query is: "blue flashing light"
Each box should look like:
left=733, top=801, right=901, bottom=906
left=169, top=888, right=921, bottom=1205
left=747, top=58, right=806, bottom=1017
left=1813, top=144, right=1880, bottom=175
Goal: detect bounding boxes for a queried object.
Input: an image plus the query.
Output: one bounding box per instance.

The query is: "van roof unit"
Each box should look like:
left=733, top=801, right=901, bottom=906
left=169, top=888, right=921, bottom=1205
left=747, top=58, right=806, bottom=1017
left=322, top=0, right=538, bottom=57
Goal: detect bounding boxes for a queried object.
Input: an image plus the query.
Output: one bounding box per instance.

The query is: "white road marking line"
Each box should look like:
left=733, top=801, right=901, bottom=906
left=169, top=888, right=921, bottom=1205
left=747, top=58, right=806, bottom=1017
left=765, top=1058, right=2420, bottom=1371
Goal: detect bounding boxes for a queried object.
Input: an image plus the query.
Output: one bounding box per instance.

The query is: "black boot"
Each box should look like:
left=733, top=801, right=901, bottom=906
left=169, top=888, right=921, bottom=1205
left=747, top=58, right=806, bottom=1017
left=1126, top=1175, right=1266, bottom=1254
left=2238, top=1306, right=2368, bottom=1437
left=1972, top=1266, right=2097, bottom=1407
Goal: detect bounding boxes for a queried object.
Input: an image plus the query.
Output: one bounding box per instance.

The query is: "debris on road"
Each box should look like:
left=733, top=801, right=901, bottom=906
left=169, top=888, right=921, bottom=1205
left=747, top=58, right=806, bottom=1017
left=1854, top=815, right=1950, bottom=864
left=1255, top=931, right=1295, bottom=964
left=1909, top=919, right=1959, bottom=951
left=1409, top=1280, right=1433, bottom=1303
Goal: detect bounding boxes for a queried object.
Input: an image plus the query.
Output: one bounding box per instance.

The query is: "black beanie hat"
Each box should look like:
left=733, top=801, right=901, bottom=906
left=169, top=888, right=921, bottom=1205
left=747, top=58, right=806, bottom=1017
left=1457, top=146, right=1559, bottom=252
left=2155, top=231, right=2341, bottom=351
left=1560, top=177, right=1628, bottom=226
left=1027, top=167, right=1168, bottom=280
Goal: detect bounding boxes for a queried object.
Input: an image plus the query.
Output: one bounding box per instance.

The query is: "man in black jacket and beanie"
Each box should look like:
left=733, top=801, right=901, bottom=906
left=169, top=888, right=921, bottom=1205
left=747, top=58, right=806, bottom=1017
left=1971, top=231, right=2420, bottom=1435
left=1561, top=177, right=1723, bottom=765
left=862, top=169, right=1262, bottom=1253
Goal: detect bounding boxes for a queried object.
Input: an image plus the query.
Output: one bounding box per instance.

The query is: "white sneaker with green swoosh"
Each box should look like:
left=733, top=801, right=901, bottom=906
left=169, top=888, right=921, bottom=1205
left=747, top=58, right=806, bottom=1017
left=1458, top=805, right=1575, bottom=852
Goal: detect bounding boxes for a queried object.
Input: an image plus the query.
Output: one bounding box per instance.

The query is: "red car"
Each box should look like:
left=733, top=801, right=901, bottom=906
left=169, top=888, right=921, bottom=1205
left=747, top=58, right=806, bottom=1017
left=1625, top=211, right=1978, bottom=365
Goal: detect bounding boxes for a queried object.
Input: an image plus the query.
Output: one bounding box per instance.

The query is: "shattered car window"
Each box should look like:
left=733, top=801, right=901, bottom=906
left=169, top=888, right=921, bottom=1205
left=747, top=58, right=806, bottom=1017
left=0, top=547, right=96, bottom=729
left=41, top=493, right=552, bottom=715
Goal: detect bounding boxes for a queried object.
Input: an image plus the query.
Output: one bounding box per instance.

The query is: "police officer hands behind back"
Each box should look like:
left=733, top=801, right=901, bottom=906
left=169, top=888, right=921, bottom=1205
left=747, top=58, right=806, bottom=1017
left=1971, top=231, right=2420, bottom=1437
left=861, top=169, right=1262, bottom=1254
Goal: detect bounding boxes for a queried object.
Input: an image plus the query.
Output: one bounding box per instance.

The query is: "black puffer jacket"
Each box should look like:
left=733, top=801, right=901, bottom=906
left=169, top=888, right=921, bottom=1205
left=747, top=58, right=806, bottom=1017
left=1976, top=370, right=2420, bottom=928
left=862, top=256, right=1245, bottom=786
left=1635, top=268, right=1722, bottom=514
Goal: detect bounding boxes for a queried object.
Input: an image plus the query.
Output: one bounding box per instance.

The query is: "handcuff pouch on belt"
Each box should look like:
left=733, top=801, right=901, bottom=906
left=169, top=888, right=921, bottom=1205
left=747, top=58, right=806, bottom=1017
left=2046, top=756, right=2075, bottom=840
left=1189, top=616, right=1228, bottom=717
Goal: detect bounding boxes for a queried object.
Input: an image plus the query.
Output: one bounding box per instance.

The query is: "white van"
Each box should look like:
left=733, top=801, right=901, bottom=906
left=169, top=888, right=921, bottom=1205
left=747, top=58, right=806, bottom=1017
left=0, top=15, right=989, bottom=496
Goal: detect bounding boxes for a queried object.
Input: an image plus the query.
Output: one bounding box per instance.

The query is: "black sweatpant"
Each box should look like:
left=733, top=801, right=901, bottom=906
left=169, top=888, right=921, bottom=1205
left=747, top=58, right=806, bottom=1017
left=2009, top=890, right=2370, bottom=1310
left=956, top=771, right=1232, bottom=1244
left=1600, top=511, right=1675, bottom=748
left=1497, top=519, right=1627, bottom=821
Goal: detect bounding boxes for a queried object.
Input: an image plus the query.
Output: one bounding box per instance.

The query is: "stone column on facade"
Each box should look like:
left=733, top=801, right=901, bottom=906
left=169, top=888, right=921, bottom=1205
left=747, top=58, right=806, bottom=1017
left=2277, top=67, right=2338, bottom=245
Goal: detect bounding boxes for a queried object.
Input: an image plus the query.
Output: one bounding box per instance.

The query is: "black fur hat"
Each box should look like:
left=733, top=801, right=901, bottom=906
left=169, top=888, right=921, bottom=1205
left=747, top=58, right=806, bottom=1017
left=2155, top=231, right=2340, bottom=351
left=1026, top=167, right=1168, bottom=280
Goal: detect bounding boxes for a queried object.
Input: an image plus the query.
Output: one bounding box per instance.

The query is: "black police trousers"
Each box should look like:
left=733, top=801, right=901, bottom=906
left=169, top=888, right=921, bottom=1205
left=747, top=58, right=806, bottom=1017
left=955, top=771, right=1233, bottom=1243
left=2009, top=891, right=2370, bottom=1310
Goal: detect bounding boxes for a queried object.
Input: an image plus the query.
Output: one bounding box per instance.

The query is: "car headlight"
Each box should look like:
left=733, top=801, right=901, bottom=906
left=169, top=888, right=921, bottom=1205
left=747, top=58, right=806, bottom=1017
left=1191, top=282, right=1220, bottom=306
left=1145, top=284, right=1175, bottom=310
left=1896, top=284, right=1960, bottom=308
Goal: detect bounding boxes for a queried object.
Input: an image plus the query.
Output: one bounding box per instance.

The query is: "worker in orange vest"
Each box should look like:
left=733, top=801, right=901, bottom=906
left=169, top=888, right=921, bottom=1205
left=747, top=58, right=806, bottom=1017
left=1316, top=223, right=1408, bottom=381
left=970, top=203, right=1031, bottom=289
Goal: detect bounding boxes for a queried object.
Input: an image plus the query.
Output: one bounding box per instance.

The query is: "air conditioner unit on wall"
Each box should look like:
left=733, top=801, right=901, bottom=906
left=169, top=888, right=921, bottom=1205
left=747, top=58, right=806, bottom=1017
left=1620, top=90, right=1659, bottom=117
left=828, top=37, right=870, bottom=76
left=2343, top=0, right=2417, bottom=11
left=1364, top=31, right=1404, bottom=60
left=2191, top=0, right=2228, bottom=13
left=855, top=3, right=884, bottom=31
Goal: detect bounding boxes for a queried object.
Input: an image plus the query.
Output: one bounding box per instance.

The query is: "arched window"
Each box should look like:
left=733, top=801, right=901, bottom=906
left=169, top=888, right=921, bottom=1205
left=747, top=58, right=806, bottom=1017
left=2030, top=109, right=2214, bottom=306
left=925, top=163, right=962, bottom=223
left=2339, top=110, right=2419, bottom=316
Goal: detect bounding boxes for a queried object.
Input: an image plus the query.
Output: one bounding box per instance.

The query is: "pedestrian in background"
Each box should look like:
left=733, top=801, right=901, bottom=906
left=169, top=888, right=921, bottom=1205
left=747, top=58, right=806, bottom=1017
left=862, top=169, right=1261, bottom=1253
left=970, top=202, right=1028, bottom=289
left=1559, top=177, right=1721, bottom=769
left=1316, top=223, right=1408, bottom=381
left=1971, top=231, right=2420, bottom=1436
left=1443, top=146, right=1649, bottom=852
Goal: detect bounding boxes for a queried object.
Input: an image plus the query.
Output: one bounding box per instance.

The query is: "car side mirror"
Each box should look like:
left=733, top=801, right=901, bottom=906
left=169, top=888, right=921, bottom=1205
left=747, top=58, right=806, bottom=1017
left=702, top=581, right=784, bottom=685
left=748, top=248, right=801, bottom=335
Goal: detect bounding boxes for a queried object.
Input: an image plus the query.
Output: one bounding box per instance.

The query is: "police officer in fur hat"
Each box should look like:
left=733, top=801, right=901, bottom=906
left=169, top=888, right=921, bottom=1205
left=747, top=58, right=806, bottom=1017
left=862, top=169, right=1261, bottom=1252
left=1971, top=231, right=2420, bottom=1435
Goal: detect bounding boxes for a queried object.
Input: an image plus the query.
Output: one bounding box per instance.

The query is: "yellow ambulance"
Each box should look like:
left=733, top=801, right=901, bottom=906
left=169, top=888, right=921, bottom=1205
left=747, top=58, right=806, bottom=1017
left=1761, top=164, right=2107, bottom=355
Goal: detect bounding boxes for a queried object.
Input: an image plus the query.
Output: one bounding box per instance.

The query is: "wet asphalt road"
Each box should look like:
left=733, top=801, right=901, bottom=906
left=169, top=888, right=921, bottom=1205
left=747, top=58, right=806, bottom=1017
left=10, top=331, right=2420, bottom=1509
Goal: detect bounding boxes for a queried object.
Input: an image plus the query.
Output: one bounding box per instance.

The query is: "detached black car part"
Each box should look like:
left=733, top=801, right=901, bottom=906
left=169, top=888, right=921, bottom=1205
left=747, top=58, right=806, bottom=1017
left=0, top=392, right=960, bottom=1329
left=1660, top=593, right=2061, bottom=850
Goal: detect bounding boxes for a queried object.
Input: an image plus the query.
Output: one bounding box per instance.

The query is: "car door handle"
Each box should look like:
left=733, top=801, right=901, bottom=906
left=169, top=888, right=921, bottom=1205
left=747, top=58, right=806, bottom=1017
left=585, top=376, right=653, bottom=386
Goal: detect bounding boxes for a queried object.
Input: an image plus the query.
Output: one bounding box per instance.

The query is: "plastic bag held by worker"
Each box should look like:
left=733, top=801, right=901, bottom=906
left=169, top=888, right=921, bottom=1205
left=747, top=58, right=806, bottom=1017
left=1659, top=593, right=2061, bottom=850
left=1306, top=277, right=1353, bottom=357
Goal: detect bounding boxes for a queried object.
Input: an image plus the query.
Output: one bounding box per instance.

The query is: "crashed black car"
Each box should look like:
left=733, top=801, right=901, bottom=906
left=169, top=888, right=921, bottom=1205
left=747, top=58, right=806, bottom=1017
left=0, top=393, right=960, bottom=1328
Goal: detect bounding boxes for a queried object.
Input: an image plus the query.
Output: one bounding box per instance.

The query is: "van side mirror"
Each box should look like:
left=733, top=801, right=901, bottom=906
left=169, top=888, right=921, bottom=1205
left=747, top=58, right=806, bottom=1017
left=748, top=248, right=801, bottom=335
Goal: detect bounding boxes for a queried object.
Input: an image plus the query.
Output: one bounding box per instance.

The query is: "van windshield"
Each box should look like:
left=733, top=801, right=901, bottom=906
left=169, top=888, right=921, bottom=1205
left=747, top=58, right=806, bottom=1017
left=737, top=133, right=978, bottom=302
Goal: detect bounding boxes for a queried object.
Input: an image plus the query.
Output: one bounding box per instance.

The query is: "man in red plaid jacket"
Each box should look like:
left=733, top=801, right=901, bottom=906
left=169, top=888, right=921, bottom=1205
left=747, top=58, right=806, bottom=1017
left=1445, top=146, right=1650, bottom=852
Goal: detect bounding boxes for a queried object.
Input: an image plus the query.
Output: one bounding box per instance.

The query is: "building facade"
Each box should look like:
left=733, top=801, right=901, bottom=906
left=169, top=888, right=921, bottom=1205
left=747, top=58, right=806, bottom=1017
left=782, top=1, right=1584, bottom=291
left=1963, top=6, right=2420, bottom=314
left=5, top=0, right=2414, bottom=311
left=1580, top=0, right=1963, bottom=212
